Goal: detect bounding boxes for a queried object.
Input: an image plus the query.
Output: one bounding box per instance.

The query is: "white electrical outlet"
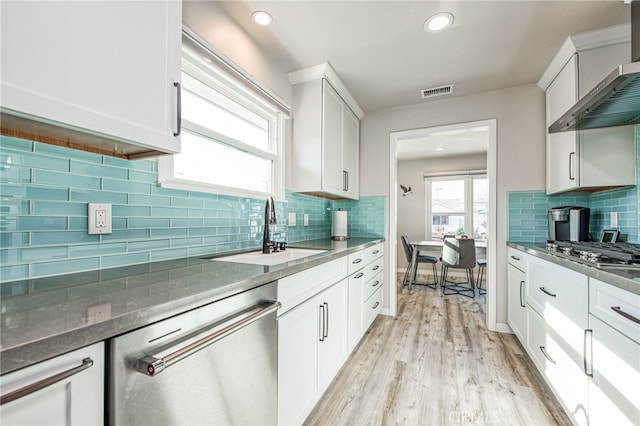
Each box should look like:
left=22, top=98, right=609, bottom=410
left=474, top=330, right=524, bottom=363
left=610, top=212, right=618, bottom=228
left=88, top=203, right=112, bottom=234
left=288, top=212, right=297, bottom=227
left=303, top=213, right=309, bottom=227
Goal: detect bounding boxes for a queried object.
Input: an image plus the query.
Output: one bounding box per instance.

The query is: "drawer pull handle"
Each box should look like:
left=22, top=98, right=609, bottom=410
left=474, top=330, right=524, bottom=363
left=372, top=265, right=380, bottom=271
left=372, top=280, right=380, bottom=287
left=539, top=287, right=557, bottom=298
left=354, top=272, right=365, bottom=279
left=372, top=302, right=379, bottom=309
left=611, top=306, right=640, bottom=325
left=352, top=258, right=363, bottom=264
left=510, top=255, right=521, bottom=261
left=539, top=346, right=556, bottom=364
left=1, top=357, right=94, bottom=405
left=373, top=250, right=380, bottom=254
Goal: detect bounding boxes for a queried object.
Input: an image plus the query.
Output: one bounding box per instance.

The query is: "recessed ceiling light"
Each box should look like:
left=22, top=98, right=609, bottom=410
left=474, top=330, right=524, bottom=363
left=435, top=147, right=446, bottom=152
left=424, top=12, right=454, bottom=33
left=252, top=10, right=273, bottom=26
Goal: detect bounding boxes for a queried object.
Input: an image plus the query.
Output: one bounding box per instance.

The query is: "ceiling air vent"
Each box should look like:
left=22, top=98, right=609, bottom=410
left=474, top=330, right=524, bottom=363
left=421, top=84, right=454, bottom=99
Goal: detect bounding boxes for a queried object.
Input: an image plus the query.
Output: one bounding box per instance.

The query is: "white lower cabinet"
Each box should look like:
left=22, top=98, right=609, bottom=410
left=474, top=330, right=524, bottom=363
left=588, top=315, right=640, bottom=425
left=278, top=243, right=385, bottom=425
left=507, top=248, right=527, bottom=342
left=347, top=243, right=384, bottom=351
left=509, top=246, right=640, bottom=426
left=278, top=278, right=348, bottom=425
left=588, top=279, right=640, bottom=425
left=0, top=342, right=104, bottom=426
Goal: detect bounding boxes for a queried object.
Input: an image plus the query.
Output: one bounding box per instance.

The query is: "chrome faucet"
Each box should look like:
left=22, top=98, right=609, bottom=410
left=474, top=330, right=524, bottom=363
left=263, top=196, right=277, bottom=253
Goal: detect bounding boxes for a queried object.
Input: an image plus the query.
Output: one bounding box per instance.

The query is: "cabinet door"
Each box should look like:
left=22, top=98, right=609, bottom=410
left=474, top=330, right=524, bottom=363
left=322, top=81, right=345, bottom=196
left=507, top=263, right=527, bottom=342
left=527, top=311, right=589, bottom=426
left=317, top=279, right=348, bottom=392
left=278, top=299, right=319, bottom=426
left=342, top=106, right=359, bottom=199
left=0, top=342, right=104, bottom=426
left=1, top=1, right=181, bottom=154
left=589, top=315, right=640, bottom=425
left=546, top=55, right=578, bottom=194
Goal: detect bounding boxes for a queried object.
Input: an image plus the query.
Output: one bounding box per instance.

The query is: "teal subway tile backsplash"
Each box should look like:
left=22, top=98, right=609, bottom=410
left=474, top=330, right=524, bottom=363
left=0, top=135, right=386, bottom=283
left=508, top=126, right=640, bottom=243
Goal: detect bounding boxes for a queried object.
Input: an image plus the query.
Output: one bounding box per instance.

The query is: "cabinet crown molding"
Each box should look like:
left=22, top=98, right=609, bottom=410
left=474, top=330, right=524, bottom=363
left=288, top=62, right=364, bottom=119
left=537, top=23, right=631, bottom=91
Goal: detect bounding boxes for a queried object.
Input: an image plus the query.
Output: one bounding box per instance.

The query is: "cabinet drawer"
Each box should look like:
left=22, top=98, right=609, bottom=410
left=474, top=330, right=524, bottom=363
left=527, top=257, right=588, bottom=335
left=364, top=243, right=384, bottom=264
left=589, top=279, right=640, bottom=345
left=0, top=342, right=104, bottom=426
left=348, top=250, right=366, bottom=275
left=363, top=271, right=383, bottom=302
left=507, top=247, right=527, bottom=271
left=363, top=287, right=383, bottom=330
left=527, top=309, right=589, bottom=425
left=278, top=257, right=348, bottom=315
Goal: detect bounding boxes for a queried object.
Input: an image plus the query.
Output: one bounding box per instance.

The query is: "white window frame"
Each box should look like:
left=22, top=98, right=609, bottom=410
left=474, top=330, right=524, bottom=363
left=158, top=32, right=287, bottom=200
left=424, top=171, right=487, bottom=241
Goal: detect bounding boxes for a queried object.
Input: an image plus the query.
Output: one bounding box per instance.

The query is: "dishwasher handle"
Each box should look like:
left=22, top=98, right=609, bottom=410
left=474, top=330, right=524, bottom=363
left=135, top=301, right=281, bottom=377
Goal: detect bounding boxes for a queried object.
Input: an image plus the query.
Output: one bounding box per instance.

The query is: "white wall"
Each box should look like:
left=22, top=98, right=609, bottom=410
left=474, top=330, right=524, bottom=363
left=361, top=84, right=546, bottom=325
left=397, top=153, right=487, bottom=269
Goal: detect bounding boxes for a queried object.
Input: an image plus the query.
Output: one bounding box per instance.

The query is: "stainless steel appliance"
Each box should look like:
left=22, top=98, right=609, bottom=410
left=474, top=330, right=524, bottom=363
left=546, top=240, right=640, bottom=269
left=549, top=2, right=640, bottom=132
left=110, top=282, right=280, bottom=425
left=548, top=206, right=590, bottom=242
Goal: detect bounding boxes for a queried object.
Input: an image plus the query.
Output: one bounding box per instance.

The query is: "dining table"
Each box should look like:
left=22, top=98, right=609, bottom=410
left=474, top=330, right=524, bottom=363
left=408, top=239, right=487, bottom=288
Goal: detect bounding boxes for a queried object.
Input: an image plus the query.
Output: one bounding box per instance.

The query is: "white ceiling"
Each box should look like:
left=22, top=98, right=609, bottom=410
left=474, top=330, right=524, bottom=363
left=218, top=0, right=630, bottom=114
left=213, top=1, right=629, bottom=160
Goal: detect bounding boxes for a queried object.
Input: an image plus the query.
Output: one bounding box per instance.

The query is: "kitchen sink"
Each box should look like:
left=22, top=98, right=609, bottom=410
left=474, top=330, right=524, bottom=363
left=208, top=248, right=327, bottom=266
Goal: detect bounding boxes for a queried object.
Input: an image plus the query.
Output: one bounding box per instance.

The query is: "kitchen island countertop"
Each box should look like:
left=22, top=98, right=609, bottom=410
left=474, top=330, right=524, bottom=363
left=0, top=237, right=384, bottom=375
left=507, top=241, right=640, bottom=296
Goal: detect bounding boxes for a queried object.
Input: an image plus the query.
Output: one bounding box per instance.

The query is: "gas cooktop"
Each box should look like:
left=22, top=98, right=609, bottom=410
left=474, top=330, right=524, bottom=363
left=545, top=241, right=640, bottom=269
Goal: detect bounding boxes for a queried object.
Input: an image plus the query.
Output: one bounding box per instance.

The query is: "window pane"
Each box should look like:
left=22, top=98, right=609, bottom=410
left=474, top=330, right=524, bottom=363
left=182, top=77, right=269, bottom=152
left=174, top=131, right=271, bottom=193
left=431, top=179, right=464, bottom=213
left=473, top=178, right=488, bottom=241
left=432, top=214, right=465, bottom=241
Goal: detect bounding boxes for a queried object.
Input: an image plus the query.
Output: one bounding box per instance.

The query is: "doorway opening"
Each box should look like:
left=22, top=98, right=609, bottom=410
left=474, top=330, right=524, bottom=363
left=388, top=119, right=498, bottom=330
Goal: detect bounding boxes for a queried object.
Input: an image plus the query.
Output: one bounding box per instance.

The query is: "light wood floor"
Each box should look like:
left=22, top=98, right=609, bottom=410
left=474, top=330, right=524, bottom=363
left=304, top=275, right=571, bottom=426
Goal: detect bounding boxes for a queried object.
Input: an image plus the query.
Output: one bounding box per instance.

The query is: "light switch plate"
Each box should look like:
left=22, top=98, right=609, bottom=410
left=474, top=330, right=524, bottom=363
left=303, top=213, right=309, bottom=227
left=288, top=212, right=297, bottom=227
left=88, top=203, right=112, bottom=234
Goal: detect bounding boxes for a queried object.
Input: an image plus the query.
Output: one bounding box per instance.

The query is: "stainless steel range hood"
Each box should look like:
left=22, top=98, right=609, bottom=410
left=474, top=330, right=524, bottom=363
left=549, top=1, right=640, bottom=133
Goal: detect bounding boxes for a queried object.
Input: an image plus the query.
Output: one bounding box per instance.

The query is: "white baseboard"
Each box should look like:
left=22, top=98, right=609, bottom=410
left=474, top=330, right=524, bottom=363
left=494, top=322, right=512, bottom=334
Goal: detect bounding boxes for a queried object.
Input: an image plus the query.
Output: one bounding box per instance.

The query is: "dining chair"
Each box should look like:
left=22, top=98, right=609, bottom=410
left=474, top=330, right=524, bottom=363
left=476, top=258, right=487, bottom=295
left=401, top=235, right=438, bottom=289
left=440, top=237, right=476, bottom=298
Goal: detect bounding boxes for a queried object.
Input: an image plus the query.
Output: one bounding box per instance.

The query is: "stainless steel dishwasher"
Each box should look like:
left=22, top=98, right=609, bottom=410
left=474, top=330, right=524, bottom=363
left=110, top=282, right=279, bottom=425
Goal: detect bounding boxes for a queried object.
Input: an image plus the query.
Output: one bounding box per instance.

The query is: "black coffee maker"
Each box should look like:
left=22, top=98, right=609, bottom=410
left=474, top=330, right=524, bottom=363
left=547, top=206, right=590, bottom=242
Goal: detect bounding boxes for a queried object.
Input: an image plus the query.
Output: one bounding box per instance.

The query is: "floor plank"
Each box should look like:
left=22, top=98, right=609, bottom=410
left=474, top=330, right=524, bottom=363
left=304, top=274, right=571, bottom=426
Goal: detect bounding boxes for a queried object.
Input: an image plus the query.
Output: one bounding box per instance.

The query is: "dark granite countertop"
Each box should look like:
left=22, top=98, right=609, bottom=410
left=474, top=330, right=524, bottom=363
left=507, top=241, right=640, bottom=296
left=0, top=237, right=384, bottom=375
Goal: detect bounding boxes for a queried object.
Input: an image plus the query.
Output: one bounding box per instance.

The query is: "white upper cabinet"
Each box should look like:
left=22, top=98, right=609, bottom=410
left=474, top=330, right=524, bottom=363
left=289, top=63, right=363, bottom=200
left=0, top=1, right=182, bottom=159
left=539, top=25, right=636, bottom=194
